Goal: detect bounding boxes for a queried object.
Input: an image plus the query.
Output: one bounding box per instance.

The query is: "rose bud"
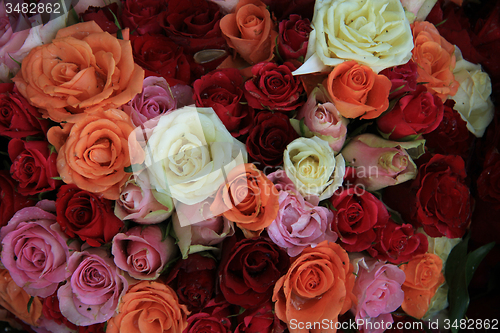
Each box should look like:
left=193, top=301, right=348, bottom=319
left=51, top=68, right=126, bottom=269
left=277, top=14, right=312, bottom=61
left=340, top=134, right=422, bottom=191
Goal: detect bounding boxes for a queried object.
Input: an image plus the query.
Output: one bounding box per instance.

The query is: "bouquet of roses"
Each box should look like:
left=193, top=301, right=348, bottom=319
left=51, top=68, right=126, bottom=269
left=0, top=0, right=498, bottom=332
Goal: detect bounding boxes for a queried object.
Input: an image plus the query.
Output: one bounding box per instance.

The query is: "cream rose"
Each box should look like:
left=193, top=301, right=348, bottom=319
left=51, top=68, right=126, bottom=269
left=451, top=47, right=494, bottom=137
left=284, top=136, right=345, bottom=201
left=294, top=0, right=414, bottom=75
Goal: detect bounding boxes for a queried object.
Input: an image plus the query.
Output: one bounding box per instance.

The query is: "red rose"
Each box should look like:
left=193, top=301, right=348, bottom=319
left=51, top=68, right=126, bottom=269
left=131, top=34, right=191, bottom=85
left=368, top=219, right=429, bottom=264
left=77, top=323, right=106, bottom=333
left=244, top=62, right=304, bottom=112
left=81, top=3, right=121, bottom=34
left=166, top=253, right=217, bottom=312
left=8, top=139, right=60, bottom=196
left=193, top=68, right=253, bottom=137
left=329, top=187, right=390, bottom=252
left=277, top=15, right=312, bottom=61
left=121, top=0, right=164, bottom=35
left=412, top=154, right=471, bottom=238
left=0, top=83, right=49, bottom=139
left=42, top=292, right=77, bottom=330
left=185, top=313, right=232, bottom=333
left=235, top=302, right=287, bottom=333
left=377, top=86, right=444, bottom=140
left=261, top=0, right=315, bottom=21
left=379, top=60, right=418, bottom=99
left=55, top=185, right=124, bottom=246
left=246, top=111, right=298, bottom=168
left=219, top=236, right=289, bottom=308
left=477, top=147, right=500, bottom=209
left=0, top=170, right=35, bottom=228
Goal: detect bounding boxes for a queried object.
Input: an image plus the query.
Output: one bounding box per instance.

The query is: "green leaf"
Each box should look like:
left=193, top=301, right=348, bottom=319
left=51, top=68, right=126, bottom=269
left=445, top=234, right=469, bottom=285
left=51, top=176, right=63, bottom=180
left=389, top=84, right=406, bottom=95
left=465, top=242, right=494, bottom=286
left=8, top=54, right=21, bottom=67
left=27, top=296, right=34, bottom=313
left=160, top=255, right=180, bottom=275
left=66, top=238, right=76, bottom=246
left=124, top=164, right=143, bottom=173
left=299, top=118, right=307, bottom=137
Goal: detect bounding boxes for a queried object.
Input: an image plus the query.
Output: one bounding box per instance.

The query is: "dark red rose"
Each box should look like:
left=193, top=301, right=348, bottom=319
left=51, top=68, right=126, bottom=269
left=379, top=60, right=418, bottom=99
left=368, top=219, right=428, bottom=265
left=81, top=3, right=121, bottom=34
left=166, top=253, right=217, bottom=312
left=55, top=184, right=124, bottom=246
left=412, top=154, right=472, bottom=238
left=235, top=302, right=287, bottom=333
left=131, top=34, right=191, bottom=86
left=8, top=139, right=60, bottom=196
left=329, top=187, right=390, bottom=252
left=185, top=312, right=232, bottom=333
left=246, top=111, right=298, bottom=168
left=377, top=86, right=444, bottom=140
left=477, top=147, right=500, bottom=209
left=219, top=236, right=290, bottom=308
left=244, top=62, right=304, bottom=112
left=77, top=323, right=106, bottom=333
left=193, top=68, right=253, bottom=137
left=261, top=0, right=316, bottom=21
left=277, top=15, right=311, bottom=61
left=0, top=83, right=50, bottom=139
left=121, top=0, right=164, bottom=35
left=0, top=170, right=35, bottom=228
left=42, top=292, right=77, bottom=330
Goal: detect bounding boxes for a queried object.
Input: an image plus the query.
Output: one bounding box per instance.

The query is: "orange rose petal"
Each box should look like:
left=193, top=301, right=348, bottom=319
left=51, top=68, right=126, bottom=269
left=47, top=122, right=73, bottom=152
left=237, top=4, right=265, bottom=40
left=401, top=287, right=433, bottom=319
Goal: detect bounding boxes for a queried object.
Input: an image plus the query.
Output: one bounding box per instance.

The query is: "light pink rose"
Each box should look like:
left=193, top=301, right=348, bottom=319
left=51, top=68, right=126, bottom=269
left=57, top=247, right=128, bottom=326
left=111, top=225, right=177, bottom=280
left=0, top=200, right=74, bottom=298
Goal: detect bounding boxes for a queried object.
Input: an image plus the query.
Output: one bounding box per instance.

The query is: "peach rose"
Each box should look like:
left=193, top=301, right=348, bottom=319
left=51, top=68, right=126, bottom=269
left=12, top=21, right=144, bottom=123
left=0, top=269, right=42, bottom=327
left=220, top=0, right=277, bottom=65
left=273, top=241, right=356, bottom=333
left=411, top=21, right=459, bottom=101
left=47, top=109, right=135, bottom=200
left=211, top=163, right=279, bottom=238
left=400, top=253, right=445, bottom=319
left=325, top=61, right=392, bottom=119
left=106, top=281, right=189, bottom=333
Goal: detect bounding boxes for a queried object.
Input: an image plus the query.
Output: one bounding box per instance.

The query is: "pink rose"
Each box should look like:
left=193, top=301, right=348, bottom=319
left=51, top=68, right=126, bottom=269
left=0, top=201, right=73, bottom=297
left=57, top=247, right=128, bottom=326
left=111, top=225, right=177, bottom=280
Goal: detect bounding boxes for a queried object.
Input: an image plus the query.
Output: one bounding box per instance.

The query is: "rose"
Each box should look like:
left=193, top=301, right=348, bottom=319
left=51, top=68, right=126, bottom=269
left=12, top=22, right=144, bottom=123
left=324, top=60, right=392, bottom=119
left=400, top=0, right=438, bottom=22
left=81, top=3, right=122, bottom=34
left=380, top=60, right=419, bottom=99
left=47, top=109, right=135, bottom=200
left=58, top=247, right=129, bottom=326
left=121, top=0, right=164, bottom=35
left=219, top=236, right=289, bottom=308
left=477, top=148, right=500, bottom=208
left=273, top=241, right=355, bottom=332
left=193, top=68, right=254, bottom=137
left=244, top=61, right=304, bottom=112
left=330, top=187, right=390, bottom=252
left=142, top=106, right=247, bottom=205
left=56, top=185, right=124, bottom=247
left=400, top=253, right=445, bottom=319
left=0, top=170, right=35, bottom=228
left=246, top=111, right=298, bottom=167
left=0, top=201, right=72, bottom=297
left=220, top=0, right=277, bottom=65
left=284, top=136, right=345, bottom=200
left=340, top=134, right=420, bottom=191
left=166, top=253, right=217, bottom=312
left=235, top=302, right=287, bottom=333
left=42, top=292, right=77, bottom=331
left=277, top=15, right=312, bottom=61
left=368, top=219, right=428, bottom=264
left=112, top=225, right=177, bottom=280
left=425, top=231, right=461, bottom=264
left=451, top=46, right=494, bottom=137
left=296, top=0, right=413, bottom=75
left=8, top=139, right=60, bottom=196
left=106, top=280, right=189, bottom=333
left=377, top=86, right=444, bottom=140
left=185, top=313, right=232, bottom=333
left=411, top=21, right=459, bottom=101
left=0, top=83, right=49, bottom=139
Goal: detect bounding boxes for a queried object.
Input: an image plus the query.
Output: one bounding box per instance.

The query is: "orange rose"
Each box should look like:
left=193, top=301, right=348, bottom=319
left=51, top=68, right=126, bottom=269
left=47, top=109, right=134, bottom=200
left=325, top=61, right=391, bottom=119
left=220, top=0, right=277, bottom=65
left=273, top=241, right=356, bottom=333
left=106, top=281, right=189, bottom=333
left=400, top=253, right=445, bottom=319
left=0, top=269, right=42, bottom=327
left=12, top=21, right=144, bottom=123
left=411, top=21, right=459, bottom=101
left=210, top=163, right=279, bottom=238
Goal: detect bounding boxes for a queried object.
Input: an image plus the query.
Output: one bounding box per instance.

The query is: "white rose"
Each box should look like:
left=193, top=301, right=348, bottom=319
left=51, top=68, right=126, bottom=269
left=421, top=228, right=461, bottom=264
left=294, top=0, right=414, bottom=75
left=284, top=136, right=345, bottom=200
left=142, top=106, right=247, bottom=205
left=451, top=46, right=494, bottom=137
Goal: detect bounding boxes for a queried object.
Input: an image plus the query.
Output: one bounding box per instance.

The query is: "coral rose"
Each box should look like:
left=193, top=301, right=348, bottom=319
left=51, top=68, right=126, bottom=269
left=325, top=61, right=391, bottom=119
left=106, top=281, right=189, bottom=333
left=273, top=241, right=355, bottom=333
left=47, top=109, right=135, bottom=200
left=12, top=21, right=144, bottom=123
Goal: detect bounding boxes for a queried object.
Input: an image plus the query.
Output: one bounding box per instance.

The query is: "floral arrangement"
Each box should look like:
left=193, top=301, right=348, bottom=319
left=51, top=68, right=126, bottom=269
left=0, top=0, right=499, bottom=332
